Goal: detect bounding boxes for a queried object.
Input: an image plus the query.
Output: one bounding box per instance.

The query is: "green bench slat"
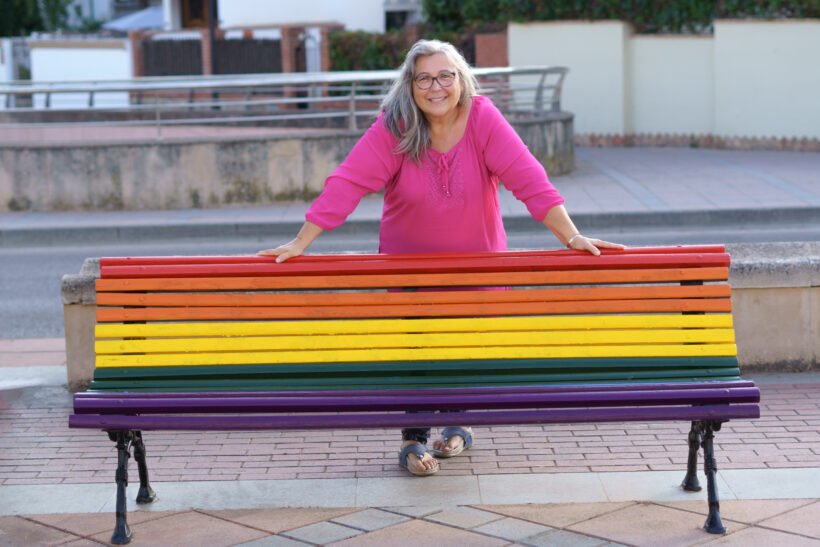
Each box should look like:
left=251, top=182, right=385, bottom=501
left=90, top=367, right=742, bottom=391
left=92, top=357, right=740, bottom=380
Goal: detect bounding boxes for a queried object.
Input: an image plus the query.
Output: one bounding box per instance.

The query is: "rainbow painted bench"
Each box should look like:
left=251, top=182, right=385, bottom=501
left=69, top=246, right=759, bottom=543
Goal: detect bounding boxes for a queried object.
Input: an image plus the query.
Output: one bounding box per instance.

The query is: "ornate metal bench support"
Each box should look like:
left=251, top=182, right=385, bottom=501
left=682, top=420, right=726, bottom=534
left=132, top=431, right=157, bottom=504
left=109, top=430, right=133, bottom=545
left=107, top=430, right=156, bottom=544
left=681, top=420, right=702, bottom=492
left=701, top=420, right=725, bottom=534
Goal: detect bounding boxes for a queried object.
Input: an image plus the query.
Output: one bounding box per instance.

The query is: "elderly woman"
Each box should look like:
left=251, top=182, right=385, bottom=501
left=259, top=39, right=623, bottom=476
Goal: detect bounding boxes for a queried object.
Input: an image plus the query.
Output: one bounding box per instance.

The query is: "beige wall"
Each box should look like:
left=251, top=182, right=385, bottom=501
left=509, top=21, right=631, bottom=135
left=629, top=36, right=714, bottom=135
left=732, top=287, right=819, bottom=372
left=714, top=20, right=820, bottom=140
left=508, top=19, right=820, bottom=139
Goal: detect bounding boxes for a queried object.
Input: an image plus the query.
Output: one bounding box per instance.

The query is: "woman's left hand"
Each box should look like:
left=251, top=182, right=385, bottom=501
left=568, top=235, right=625, bottom=256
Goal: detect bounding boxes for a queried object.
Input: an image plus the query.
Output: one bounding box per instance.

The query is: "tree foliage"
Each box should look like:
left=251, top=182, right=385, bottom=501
left=423, top=0, right=820, bottom=34
left=1, top=0, right=77, bottom=36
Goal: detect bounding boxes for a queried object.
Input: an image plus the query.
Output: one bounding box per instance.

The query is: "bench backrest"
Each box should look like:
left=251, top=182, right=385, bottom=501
left=88, top=246, right=739, bottom=392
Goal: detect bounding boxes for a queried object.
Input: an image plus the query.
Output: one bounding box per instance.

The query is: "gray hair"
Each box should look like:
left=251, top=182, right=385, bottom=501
left=381, top=39, right=478, bottom=162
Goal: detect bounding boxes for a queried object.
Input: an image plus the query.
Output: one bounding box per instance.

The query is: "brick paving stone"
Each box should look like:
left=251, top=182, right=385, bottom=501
left=701, top=526, right=819, bottom=546
left=90, top=510, right=269, bottom=546
left=235, top=535, right=311, bottom=546
left=331, top=508, right=410, bottom=531
left=569, top=503, right=747, bottom=546
left=282, top=521, right=363, bottom=544
left=522, top=529, right=613, bottom=547
left=472, top=516, right=553, bottom=541
left=0, top=515, right=81, bottom=545
left=26, top=510, right=180, bottom=537
left=333, top=518, right=509, bottom=547
left=426, top=506, right=505, bottom=528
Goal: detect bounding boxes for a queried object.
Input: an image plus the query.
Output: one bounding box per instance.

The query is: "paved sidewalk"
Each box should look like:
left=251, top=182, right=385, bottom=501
left=1, top=146, right=819, bottom=544
left=1, top=338, right=819, bottom=545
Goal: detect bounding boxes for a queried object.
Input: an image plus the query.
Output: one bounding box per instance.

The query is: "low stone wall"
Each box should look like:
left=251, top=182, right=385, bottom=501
left=727, top=242, right=819, bottom=372
left=61, top=242, right=819, bottom=391
left=1, top=113, right=574, bottom=212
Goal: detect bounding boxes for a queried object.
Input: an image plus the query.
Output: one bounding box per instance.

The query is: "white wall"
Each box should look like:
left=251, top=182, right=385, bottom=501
left=509, top=21, right=631, bottom=135
left=0, top=39, right=14, bottom=83
left=164, top=0, right=182, bottom=30
left=714, top=20, right=820, bottom=139
left=29, top=40, right=132, bottom=108
left=508, top=19, right=820, bottom=140
left=217, top=0, right=385, bottom=32
left=629, top=36, right=714, bottom=135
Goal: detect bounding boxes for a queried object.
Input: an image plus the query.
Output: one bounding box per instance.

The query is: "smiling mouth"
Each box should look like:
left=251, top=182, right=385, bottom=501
left=428, top=97, right=447, bottom=103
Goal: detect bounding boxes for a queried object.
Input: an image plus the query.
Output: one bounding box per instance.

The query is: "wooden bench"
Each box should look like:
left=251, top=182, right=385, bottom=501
left=69, top=245, right=759, bottom=544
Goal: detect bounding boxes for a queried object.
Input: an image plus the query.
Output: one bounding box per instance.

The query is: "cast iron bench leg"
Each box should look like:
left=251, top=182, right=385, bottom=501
left=133, top=431, right=157, bottom=504
left=108, top=430, right=133, bottom=545
left=681, top=420, right=702, bottom=492
left=701, top=420, right=726, bottom=534
left=681, top=420, right=726, bottom=534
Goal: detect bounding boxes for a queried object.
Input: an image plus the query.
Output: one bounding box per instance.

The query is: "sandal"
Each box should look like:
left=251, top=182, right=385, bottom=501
left=399, top=443, right=439, bottom=476
left=430, top=426, right=473, bottom=458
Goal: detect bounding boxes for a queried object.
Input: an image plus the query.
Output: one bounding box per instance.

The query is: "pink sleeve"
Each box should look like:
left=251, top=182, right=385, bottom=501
left=306, top=114, right=401, bottom=230
left=475, top=97, right=564, bottom=222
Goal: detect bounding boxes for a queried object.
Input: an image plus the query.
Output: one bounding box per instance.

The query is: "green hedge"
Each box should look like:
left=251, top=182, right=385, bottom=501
left=329, top=0, right=818, bottom=70
left=423, top=0, right=820, bottom=34
left=328, top=28, right=473, bottom=71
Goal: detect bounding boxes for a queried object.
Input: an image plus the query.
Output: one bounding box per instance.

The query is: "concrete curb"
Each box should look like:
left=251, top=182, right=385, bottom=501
left=3, top=206, right=819, bottom=247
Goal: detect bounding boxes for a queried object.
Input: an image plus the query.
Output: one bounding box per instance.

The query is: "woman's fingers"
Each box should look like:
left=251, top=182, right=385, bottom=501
left=568, top=236, right=626, bottom=256
left=588, top=238, right=626, bottom=250
left=257, top=242, right=304, bottom=262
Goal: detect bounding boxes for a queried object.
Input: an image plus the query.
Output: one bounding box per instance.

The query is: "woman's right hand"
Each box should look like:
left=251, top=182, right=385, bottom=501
left=257, top=239, right=308, bottom=263
left=257, top=221, right=324, bottom=263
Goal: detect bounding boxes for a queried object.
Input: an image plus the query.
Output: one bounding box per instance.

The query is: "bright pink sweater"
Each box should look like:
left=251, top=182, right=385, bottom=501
left=305, top=95, right=564, bottom=254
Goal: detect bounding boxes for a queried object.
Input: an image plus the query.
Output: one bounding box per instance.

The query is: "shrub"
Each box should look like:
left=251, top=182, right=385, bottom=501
left=423, top=0, right=820, bottom=35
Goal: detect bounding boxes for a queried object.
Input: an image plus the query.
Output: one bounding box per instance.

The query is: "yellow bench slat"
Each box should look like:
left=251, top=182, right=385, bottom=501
left=95, top=314, right=734, bottom=339
left=96, top=329, right=736, bottom=355
left=95, top=343, right=738, bottom=367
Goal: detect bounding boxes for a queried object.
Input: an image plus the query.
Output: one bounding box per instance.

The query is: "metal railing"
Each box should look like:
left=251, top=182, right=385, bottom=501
left=0, top=66, right=567, bottom=134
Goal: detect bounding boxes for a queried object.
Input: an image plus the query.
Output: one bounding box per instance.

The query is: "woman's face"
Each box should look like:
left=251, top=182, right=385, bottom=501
left=411, top=52, right=462, bottom=123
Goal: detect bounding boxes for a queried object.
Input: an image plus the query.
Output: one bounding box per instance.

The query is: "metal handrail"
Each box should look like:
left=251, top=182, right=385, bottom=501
left=0, top=66, right=568, bottom=133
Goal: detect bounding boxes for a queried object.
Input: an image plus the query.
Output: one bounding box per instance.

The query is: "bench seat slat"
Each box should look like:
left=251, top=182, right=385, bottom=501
left=76, top=380, right=757, bottom=399
left=96, top=329, right=736, bottom=355
left=91, top=357, right=741, bottom=379
left=100, top=253, right=730, bottom=279
left=95, top=314, right=735, bottom=338
left=68, top=404, right=760, bottom=431
left=89, top=369, right=743, bottom=391
left=73, top=387, right=761, bottom=414
left=98, top=246, right=728, bottom=268
left=95, top=284, right=730, bottom=308
left=95, top=342, right=738, bottom=368
left=97, top=298, right=733, bottom=322
left=95, top=267, right=730, bottom=292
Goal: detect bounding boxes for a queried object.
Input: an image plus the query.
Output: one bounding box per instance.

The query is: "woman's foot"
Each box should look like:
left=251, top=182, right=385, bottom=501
left=431, top=426, right=473, bottom=458
left=399, top=441, right=439, bottom=476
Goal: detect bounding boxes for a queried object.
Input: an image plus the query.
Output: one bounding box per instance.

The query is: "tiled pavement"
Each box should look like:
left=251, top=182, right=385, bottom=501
left=1, top=339, right=820, bottom=545
left=2, top=498, right=820, bottom=546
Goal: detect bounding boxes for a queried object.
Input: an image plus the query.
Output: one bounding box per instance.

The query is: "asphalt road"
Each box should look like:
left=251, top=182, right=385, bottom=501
left=2, top=221, right=819, bottom=340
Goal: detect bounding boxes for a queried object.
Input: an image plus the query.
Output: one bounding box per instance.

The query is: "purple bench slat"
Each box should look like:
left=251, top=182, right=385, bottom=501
left=74, top=380, right=757, bottom=401
left=73, top=387, right=761, bottom=414
left=69, top=404, right=761, bottom=431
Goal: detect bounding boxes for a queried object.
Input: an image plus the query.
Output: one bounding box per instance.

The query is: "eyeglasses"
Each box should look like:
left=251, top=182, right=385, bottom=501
left=413, top=71, right=456, bottom=90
